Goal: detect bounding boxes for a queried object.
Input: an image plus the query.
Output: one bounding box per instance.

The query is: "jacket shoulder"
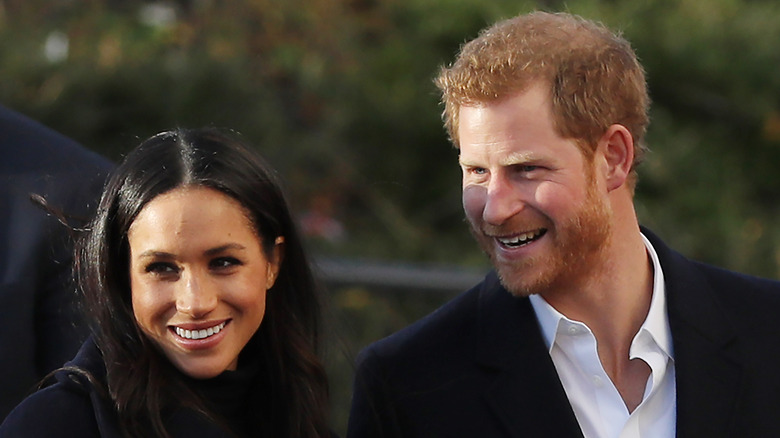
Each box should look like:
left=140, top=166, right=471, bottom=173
left=644, top=226, right=780, bottom=307
left=358, top=275, right=487, bottom=365
left=689, top=259, right=780, bottom=320
left=0, top=379, right=99, bottom=437
left=693, top=260, right=780, bottom=293
left=352, top=272, right=510, bottom=395
left=0, top=339, right=108, bottom=437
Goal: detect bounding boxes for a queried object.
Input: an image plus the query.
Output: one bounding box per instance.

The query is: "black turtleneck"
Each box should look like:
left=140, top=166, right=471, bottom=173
left=186, top=346, right=263, bottom=438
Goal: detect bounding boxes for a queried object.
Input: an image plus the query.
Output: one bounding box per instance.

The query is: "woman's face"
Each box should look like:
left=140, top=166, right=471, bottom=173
left=128, top=186, right=282, bottom=379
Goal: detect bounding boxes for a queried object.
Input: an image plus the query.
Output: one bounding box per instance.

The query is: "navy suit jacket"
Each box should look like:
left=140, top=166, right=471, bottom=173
left=0, top=105, right=113, bottom=420
left=347, top=228, right=780, bottom=437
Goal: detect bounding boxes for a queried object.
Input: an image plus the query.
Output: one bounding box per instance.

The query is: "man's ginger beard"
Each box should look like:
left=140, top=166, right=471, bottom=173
left=469, top=162, right=613, bottom=297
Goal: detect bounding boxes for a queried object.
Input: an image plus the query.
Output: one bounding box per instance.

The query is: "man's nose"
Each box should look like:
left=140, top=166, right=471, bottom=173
left=482, top=175, right=525, bottom=225
left=175, top=271, right=218, bottom=318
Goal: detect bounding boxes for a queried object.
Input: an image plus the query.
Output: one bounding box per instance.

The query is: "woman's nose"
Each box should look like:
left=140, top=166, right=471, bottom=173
left=175, top=271, right=218, bottom=318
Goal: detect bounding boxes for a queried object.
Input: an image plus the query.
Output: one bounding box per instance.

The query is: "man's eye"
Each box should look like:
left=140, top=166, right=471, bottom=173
left=145, top=262, right=178, bottom=275
left=513, top=165, right=544, bottom=176
left=210, top=257, right=242, bottom=270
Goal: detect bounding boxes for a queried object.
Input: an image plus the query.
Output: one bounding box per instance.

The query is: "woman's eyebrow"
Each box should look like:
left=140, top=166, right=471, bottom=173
left=204, top=243, right=247, bottom=256
left=137, top=250, right=176, bottom=260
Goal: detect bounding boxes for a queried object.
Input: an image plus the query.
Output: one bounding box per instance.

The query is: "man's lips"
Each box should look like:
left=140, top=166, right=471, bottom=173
left=493, top=228, right=547, bottom=248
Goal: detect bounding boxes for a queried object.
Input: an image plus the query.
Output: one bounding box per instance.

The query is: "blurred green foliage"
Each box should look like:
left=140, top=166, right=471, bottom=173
left=1, top=0, right=779, bottom=433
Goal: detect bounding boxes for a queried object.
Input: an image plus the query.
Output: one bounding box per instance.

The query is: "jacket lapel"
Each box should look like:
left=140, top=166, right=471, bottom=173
left=475, top=273, right=584, bottom=437
left=644, top=229, right=744, bottom=438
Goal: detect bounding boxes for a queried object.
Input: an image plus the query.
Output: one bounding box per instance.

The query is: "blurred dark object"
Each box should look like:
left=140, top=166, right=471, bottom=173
left=0, top=104, right=113, bottom=421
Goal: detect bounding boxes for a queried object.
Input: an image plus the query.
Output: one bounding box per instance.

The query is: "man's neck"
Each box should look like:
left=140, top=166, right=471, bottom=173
left=541, top=221, right=654, bottom=411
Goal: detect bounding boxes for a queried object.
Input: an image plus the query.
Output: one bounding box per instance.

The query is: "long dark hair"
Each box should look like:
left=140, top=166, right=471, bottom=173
left=75, top=128, right=329, bottom=437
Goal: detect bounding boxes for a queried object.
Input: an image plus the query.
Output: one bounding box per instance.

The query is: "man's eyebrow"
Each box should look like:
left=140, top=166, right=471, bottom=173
left=498, top=151, right=537, bottom=166
left=458, top=156, right=480, bottom=167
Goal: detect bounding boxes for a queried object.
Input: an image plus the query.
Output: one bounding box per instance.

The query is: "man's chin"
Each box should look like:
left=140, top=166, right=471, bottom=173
left=495, top=265, right=543, bottom=298
left=479, top=236, right=555, bottom=296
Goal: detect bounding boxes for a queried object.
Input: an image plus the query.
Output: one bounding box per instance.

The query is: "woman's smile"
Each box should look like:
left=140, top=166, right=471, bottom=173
left=171, top=320, right=228, bottom=341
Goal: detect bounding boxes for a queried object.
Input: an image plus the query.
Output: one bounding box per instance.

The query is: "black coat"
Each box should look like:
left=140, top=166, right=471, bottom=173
left=347, top=228, right=780, bottom=437
left=0, top=105, right=113, bottom=420
left=0, top=339, right=236, bottom=437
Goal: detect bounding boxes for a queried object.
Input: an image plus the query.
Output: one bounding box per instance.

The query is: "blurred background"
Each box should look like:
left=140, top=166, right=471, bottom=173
left=1, top=0, right=779, bottom=433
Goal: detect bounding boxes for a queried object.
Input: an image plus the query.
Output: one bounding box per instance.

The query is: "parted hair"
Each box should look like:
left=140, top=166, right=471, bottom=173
left=436, top=11, right=650, bottom=187
left=75, top=128, right=329, bottom=437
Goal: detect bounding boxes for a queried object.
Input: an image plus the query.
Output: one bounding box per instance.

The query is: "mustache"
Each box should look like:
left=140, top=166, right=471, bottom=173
left=465, top=215, right=547, bottom=237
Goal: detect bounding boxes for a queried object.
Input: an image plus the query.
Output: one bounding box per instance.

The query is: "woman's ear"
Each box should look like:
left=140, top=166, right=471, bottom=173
left=599, top=124, right=634, bottom=192
left=266, top=236, right=285, bottom=290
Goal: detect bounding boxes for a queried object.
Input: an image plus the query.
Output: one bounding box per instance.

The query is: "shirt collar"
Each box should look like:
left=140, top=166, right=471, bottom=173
left=529, top=232, right=674, bottom=359
left=637, top=232, right=674, bottom=359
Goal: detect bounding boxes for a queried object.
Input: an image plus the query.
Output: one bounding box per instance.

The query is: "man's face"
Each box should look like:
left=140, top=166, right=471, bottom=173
left=458, top=83, right=612, bottom=297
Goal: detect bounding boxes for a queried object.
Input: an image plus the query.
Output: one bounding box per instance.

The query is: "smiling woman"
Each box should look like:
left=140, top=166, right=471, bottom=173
left=0, top=129, right=331, bottom=437
left=128, top=186, right=282, bottom=380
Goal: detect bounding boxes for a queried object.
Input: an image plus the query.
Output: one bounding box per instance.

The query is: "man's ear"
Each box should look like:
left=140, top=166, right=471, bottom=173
left=599, top=124, right=634, bottom=192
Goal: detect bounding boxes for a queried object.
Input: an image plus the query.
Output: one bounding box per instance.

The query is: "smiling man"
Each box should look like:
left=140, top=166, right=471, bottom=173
left=347, top=11, right=780, bottom=438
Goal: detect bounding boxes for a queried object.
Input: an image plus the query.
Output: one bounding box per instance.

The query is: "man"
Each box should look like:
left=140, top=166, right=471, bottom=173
left=0, top=104, right=113, bottom=420
left=347, top=11, right=780, bottom=438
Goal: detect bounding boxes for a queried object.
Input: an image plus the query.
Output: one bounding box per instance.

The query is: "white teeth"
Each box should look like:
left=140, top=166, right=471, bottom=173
left=174, top=322, right=226, bottom=340
left=498, top=229, right=544, bottom=246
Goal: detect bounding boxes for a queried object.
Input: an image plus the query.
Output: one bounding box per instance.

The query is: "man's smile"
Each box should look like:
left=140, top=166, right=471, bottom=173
left=493, top=228, right=547, bottom=248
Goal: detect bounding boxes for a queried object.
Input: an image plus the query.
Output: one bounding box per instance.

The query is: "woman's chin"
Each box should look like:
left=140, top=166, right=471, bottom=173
left=171, top=358, right=231, bottom=380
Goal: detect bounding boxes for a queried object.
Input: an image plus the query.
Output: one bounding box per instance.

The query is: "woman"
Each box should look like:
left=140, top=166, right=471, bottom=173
left=0, top=128, right=330, bottom=437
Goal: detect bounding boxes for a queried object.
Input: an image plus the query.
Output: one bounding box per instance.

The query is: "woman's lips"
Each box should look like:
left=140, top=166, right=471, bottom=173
left=173, top=321, right=227, bottom=340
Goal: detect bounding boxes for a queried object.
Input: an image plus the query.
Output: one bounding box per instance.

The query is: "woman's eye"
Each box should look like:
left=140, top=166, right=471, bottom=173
left=210, top=257, right=242, bottom=270
left=145, top=262, right=179, bottom=275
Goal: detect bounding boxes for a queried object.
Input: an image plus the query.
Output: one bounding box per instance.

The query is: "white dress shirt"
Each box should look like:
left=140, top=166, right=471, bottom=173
left=529, top=234, right=676, bottom=438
